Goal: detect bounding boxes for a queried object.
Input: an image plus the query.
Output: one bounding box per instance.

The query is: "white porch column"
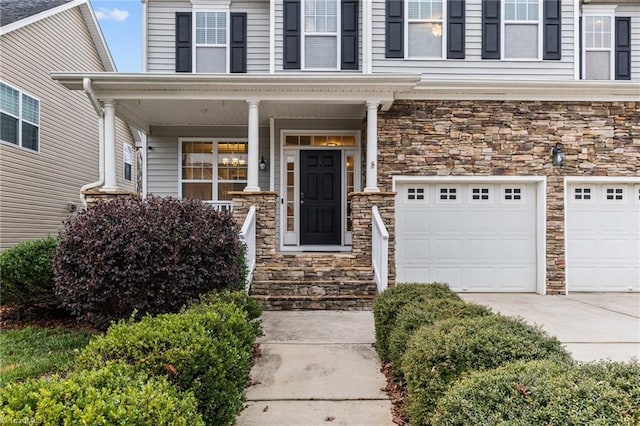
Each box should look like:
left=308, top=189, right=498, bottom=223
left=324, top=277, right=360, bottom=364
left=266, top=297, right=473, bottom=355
left=101, top=99, right=118, bottom=191
left=364, top=101, right=380, bottom=192
left=245, top=99, right=261, bottom=192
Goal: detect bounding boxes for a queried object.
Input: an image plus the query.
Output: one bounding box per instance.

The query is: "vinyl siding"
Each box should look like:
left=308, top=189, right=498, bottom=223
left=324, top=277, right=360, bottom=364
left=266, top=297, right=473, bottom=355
left=146, top=0, right=270, bottom=73
left=371, top=0, right=576, bottom=80
left=147, top=126, right=269, bottom=197
left=617, top=4, right=640, bottom=81
left=0, top=7, right=135, bottom=250
left=274, top=0, right=363, bottom=72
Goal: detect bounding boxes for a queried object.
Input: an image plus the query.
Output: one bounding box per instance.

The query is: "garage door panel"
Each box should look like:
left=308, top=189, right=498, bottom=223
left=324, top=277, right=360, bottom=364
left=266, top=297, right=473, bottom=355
left=494, top=212, right=532, bottom=232
left=435, top=212, right=464, bottom=232
left=463, top=212, right=495, bottom=233
left=434, top=268, right=462, bottom=289
left=401, top=210, right=430, bottom=233
left=600, top=239, right=635, bottom=260
left=466, top=268, right=495, bottom=289
left=434, top=239, right=463, bottom=261
left=400, top=267, right=431, bottom=283
left=463, top=240, right=494, bottom=261
left=495, top=239, right=532, bottom=261
left=570, top=239, right=598, bottom=260
left=401, top=239, right=430, bottom=260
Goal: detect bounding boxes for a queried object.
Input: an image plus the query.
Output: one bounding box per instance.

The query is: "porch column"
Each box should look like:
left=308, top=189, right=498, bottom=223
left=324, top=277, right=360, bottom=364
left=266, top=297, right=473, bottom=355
left=364, top=101, right=380, bottom=192
left=245, top=99, right=261, bottom=192
left=102, top=99, right=118, bottom=191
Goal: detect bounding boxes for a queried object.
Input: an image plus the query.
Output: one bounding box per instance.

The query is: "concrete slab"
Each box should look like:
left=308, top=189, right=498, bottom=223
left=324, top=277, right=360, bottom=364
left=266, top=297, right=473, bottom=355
left=245, top=343, right=387, bottom=400
left=237, top=400, right=393, bottom=426
left=257, top=311, right=376, bottom=344
left=460, top=293, right=640, bottom=362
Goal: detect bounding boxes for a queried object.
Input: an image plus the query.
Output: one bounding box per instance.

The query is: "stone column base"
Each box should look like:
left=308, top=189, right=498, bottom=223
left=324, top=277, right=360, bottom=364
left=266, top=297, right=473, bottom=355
left=82, top=189, right=138, bottom=209
left=230, top=191, right=279, bottom=261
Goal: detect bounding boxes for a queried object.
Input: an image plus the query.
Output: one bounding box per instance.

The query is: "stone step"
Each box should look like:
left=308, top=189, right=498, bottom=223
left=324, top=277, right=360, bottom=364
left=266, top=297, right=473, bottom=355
left=250, top=294, right=375, bottom=311
left=253, top=268, right=374, bottom=282
left=250, top=280, right=377, bottom=297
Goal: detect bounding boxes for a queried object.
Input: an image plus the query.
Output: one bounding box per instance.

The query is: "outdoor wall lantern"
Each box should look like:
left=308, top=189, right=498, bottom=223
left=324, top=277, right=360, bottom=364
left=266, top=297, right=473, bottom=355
left=259, top=156, right=268, bottom=171
left=551, top=143, right=565, bottom=167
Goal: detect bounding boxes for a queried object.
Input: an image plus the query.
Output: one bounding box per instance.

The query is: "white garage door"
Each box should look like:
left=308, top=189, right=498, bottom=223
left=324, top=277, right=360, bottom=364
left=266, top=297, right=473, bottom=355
left=566, top=183, right=640, bottom=292
left=396, top=182, right=537, bottom=292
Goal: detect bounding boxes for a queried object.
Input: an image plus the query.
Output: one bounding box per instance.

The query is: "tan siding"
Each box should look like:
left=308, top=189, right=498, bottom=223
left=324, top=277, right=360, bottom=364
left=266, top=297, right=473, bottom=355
left=0, top=8, right=131, bottom=250
left=115, top=119, right=137, bottom=192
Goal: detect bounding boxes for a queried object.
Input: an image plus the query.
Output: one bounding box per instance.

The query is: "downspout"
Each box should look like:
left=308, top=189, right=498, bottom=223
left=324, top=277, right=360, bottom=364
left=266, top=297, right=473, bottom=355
left=80, top=77, right=105, bottom=208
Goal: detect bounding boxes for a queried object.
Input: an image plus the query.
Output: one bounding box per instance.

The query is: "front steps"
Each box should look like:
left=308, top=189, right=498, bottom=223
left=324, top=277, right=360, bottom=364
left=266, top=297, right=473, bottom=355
left=249, top=253, right=378, bottom=310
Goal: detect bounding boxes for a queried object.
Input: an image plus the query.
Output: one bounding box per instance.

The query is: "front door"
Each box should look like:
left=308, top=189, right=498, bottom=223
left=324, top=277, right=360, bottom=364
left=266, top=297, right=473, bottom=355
left=300, top=150, right=341, bottom=245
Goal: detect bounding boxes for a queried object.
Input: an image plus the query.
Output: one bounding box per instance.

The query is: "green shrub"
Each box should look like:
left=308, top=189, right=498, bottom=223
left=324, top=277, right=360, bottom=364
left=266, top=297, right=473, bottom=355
left=0, top=362, right=203, bottom=426
left=54, top=196, right=246, bottom=327
left=76, top=300, right=258, bottom=426
left=402, top=315, right=572, bottom=426
left=373, top=283, right=460, bottom=360
left=388, top=299, right=492, bottom=375
left=431, top=359, right=639, bottom=426
left=0, top=236, right=59, bottom=309
left=192, top=291, right=263, bottom=337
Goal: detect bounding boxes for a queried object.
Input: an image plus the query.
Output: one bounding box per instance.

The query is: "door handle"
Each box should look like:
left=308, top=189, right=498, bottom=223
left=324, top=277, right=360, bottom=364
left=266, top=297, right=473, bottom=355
left=300, top=192, right=304, bottom=199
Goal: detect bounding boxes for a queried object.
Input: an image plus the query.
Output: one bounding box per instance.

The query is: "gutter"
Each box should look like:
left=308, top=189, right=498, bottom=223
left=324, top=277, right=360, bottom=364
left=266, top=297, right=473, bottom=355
left=79, top=78, right=105, bottom=208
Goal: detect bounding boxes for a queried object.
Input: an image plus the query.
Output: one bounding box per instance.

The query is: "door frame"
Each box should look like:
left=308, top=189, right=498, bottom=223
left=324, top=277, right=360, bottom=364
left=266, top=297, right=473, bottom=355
left=279, top=130, right=361, bottom=251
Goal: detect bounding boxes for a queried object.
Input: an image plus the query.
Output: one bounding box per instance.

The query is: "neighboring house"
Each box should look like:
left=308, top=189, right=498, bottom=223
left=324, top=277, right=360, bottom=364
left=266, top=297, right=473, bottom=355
left=54, top=0, right=639, bottom=304
left=0, top=0, right=136, bottom=251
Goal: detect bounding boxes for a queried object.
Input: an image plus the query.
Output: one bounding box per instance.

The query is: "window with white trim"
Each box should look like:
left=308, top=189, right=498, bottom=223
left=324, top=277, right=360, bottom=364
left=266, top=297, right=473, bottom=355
left=303, top=0, right=339, bottom=69
left=503, top=187, right=523, bottom=201
left=439, top=187, right=458, bottom=201
left=407, top=0, right=445, bottom=58
left=407, top=187, right=426, bottom=201
left=180, top=140, right=247, bottom=201
left=573, top=187, right=592, bottom=201
left=604, top=187, right=624, bottom=201
left=0, top=81, right=39, bottom=151
left=194, top=11, right=228, bottom=73
left=503, top=0, right=541, bottom=59
left=470, top=187, right=490, bottom=201
left=583, top=14, right=614, bottom=80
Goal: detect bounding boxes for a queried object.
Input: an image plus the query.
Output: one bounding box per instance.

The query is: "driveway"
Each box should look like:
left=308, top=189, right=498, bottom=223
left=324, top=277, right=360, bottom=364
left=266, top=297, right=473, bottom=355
left=460, top=293, right=640, bottom=362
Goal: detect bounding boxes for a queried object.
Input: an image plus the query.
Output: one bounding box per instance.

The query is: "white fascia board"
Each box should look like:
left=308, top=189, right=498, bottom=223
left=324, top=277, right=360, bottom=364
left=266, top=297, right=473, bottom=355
left=565, top=176, right=640, bottom=184
left=0, top=0, right=86, bottom=35
left=392, top=175, right=546, bottom=191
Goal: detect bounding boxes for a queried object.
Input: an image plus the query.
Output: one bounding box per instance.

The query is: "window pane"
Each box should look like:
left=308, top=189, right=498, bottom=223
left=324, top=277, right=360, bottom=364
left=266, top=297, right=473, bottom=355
left=586, top=51, right=610, bottom=80
left=585, top=16, right=611, bottom=49
left=21, top=122, right=38, bottom=150
left=408, top=22, right=443, bottom=57
left=305, top=36, right=337, bottom=68
left=218, top=182, right=245, bottom=200
left=183, top=182, right=212, bottom=200
left=195, top=11, right=226, bottom=45
left=21, top=94, right=39, bottom=124
left=0, top=112, right=18, bottom=144
left=408, top=0, right=443, bottom=20
left=505, top=24, right=538, bottom=58
left=505, top=0, right=538, bottom=21
left=196, top=47, right=227, bottom=72
left=0, top=83, right=19, bottom=116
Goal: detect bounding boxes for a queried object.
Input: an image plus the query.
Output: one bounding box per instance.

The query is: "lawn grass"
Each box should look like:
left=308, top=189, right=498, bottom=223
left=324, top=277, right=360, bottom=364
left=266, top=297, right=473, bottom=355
left=0, top=327, right=93, bottom=384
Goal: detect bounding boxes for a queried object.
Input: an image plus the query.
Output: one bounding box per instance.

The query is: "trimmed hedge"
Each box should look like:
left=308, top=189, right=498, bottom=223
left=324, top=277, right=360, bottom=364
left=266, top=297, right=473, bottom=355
left=373, top=283, right=460, bottom=360
left=387, top=299, right=492, bottom=375
left=402, top=315, right=572, bottom=426
left=76, top=297, right=258, bottom=426
left=54, top=196, right=246, bottom=327
left=431, top=359, right=640, bottom=425
left=0, top=362, right=203, bottom=426
left=0, top=236, right=59, bottom=310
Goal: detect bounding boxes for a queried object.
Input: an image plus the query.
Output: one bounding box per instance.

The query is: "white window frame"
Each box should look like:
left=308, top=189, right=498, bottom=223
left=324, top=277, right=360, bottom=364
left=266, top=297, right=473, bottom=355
left=436, top=185, right=460, bottom=203
left=405, top=0, right=447, bottom=60
left=0, top=80, right=40, bottom=152
left=571, top=186, right=594, bottom=203
left=501, top=0, right=543, bottom=61
left=581, top=6, right=616, bottom=81
left=501, top=185, right=526, bottom=203
left=603, top=186, right=625, bottom=203
left=192, top=9, right=230, bottom=74
left=178, top=138, right=247, bottom=200
left=301, top=0, right=341, bottom=70
left=469, top=186, right=492, bottom=203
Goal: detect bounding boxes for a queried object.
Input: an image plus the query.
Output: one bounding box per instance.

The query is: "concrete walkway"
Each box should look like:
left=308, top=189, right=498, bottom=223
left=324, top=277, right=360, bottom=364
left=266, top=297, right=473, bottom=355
left=460, top=293, right=640, bottom=362
left=237, top=311, right=393, bottom=426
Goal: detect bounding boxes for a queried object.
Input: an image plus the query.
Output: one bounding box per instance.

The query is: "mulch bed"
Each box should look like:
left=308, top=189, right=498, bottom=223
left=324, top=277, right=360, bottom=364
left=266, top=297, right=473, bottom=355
left=0, top=306, right=99, bottom=333
left=381, top=361, right=409, bottom=426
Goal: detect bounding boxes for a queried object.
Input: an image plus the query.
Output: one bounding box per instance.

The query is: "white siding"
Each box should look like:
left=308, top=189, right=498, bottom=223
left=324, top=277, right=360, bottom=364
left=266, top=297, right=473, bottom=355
left=0, top=7, right=135, bottom=250
left=146, top=0, right=270, bottom=73
left=617, top=4, right=640, bottom=81
left=371, top=0, right=576, bottom=80
left=147, top=125, right=270, bottom=197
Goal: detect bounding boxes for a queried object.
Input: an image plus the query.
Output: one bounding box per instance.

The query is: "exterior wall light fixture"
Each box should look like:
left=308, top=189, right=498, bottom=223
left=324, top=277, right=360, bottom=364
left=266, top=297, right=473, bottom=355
left=552, top=142, right=565, bottom=167
left=259, top=156, right=267, bottom=171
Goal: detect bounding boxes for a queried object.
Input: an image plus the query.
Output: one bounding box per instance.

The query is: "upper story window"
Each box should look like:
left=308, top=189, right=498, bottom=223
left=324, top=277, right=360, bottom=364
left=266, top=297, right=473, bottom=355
left=407, top=0, right=445, bottom=58
left=581, top=7, right=631, bottom=80
left=303, top=0, right=339, bottom=69
left=194, top=11, right=228, bottom=73
left=503, top=0, right=541, bottom=59
left=0, top=81, right=39, bottom=151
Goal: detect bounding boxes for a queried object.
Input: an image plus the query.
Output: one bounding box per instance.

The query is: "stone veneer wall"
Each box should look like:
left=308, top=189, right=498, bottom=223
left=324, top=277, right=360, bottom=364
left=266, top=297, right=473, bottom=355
left=231, top=192, right=279, bottom=263
left=375, top=100, right=640, bottom=293
left=82, top=189, right=138, bottom=209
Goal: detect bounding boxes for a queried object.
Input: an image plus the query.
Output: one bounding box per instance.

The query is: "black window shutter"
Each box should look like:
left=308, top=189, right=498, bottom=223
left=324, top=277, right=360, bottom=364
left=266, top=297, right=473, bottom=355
left=230, top=13, right=247, bottom=73
left=175, top=12, right=192, bottom=72
left=385, top=0, right=404, bottom=58
left=447, top=0, right=465, bottom=59
left=283, top=0, right=301, bottom=69
left=482, top=0, right=500, bottom=59
left=341, top=0, right=359, bottom=69
left=615, top=17, right=631, bottom=80
left=543, top=0, right=561, bottom=60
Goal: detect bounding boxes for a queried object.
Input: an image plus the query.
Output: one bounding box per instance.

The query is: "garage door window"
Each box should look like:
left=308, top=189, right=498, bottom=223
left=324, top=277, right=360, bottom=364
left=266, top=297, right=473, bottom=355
left=470, top=187, right=490, bottom=202
left=407, top=187, right=426, bottom=201
left=604, top=187, right=624, bottom=201
left=503, top=186, right=524, bottom=202
left=438, top=187, right=458, bottom=201
left=573, top=187, right=592, bottom=201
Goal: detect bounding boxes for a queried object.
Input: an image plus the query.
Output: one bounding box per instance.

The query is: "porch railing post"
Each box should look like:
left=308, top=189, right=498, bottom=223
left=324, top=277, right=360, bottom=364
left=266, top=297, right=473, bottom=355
left=245, top=99, right=260, bottom=192
left=364, top=100, right=380, bottom=192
